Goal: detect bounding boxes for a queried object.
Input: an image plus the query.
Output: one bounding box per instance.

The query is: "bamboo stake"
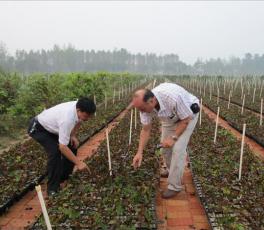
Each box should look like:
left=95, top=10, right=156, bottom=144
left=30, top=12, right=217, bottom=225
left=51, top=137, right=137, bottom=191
left=105, top=93, right=107, bottom=110
left=238, top=124, right=246, bottom=181
left=134, top=108, right=137, bottom=130
left=105, top=128, right=112, bottom=176
left=35, top=185, right=52, bottom=230
left=241, top=94, right=245, bottom=115
left=217, top=87, right=219, bottom=105
left=228, top=90, right=231, bottom=109
left=93, top=95, right=96, bottom=117
left=129, top=110, right=133, bottom=145
left=252, top=87, right=256, bottom=103
left=113, top=89, right=115, bottom=104
left=214, top=107, right=220, bottom=143
left=199, top=98, right=203, bottom=126
left=260, top=98, right=263, bottom=126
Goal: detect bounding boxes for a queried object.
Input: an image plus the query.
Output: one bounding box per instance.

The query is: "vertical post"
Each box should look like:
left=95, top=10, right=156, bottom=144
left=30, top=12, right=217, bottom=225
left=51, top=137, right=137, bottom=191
left=134, top=108, right=137, bottom=130
left=238, top=124, right=246, bottom=181
left=199, top=98, right=203, bottom=126
left=105, top=92, right=107, bottom=110
left=113, top=89, right=115, bottom=104
left=217, top=87, right=219, bottom=105
left=252, top=87, right=256, bottom=103
left=118, top=88, right=121, bottom=100
left=228, top=90, right=231, bottom=109
left=129, top=109, right=133, bottom=145
left=35, top=185, right=52, bottom=230
left=105, top=128, right=112, bottom=176
left=214, top=107, right=220, bottom=143
left=241, top=94, right=245, bottom=115
left=260, top=98, right=263, bottom=126
left=93, top=95, right=97, bottom=117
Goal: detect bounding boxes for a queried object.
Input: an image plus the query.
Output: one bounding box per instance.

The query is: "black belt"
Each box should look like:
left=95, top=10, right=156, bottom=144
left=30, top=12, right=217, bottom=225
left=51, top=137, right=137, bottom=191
left=29, top=117, right=46, bottom=134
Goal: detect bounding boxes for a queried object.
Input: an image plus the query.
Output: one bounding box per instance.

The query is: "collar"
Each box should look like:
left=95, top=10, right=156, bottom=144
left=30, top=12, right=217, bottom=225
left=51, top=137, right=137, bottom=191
left=153, top=91, right=166, bottom=113
left=74, top=102, right=80, bottom=123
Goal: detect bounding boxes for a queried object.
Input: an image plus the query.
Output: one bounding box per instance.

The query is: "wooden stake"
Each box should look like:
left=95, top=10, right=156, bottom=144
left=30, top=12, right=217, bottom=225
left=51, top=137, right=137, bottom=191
left=35, top=185, right=52, bottom=230
left=214, top=107, right=220, bottom=143
left=217, top=87, right=219, bottom=105
left=260, top=98, right=263, bottom=126
left=228, top=90, right=231, bottom=109
left=199, top=98, right=203, bottom=126
left=238, top=123, right=246, bottom=181
left=93, top=95, right=97, bottom=117
left=253, top=87, right=256, bottom=103
left=105, top=93, right=107, bottom=110
left=134, top=108, right=137, bottom=130
left=129, top=110, right=133, bottom=145
left=241, top=94, right=245, bottom=115
left=105, top=128, right=112, bottom=176
left=113, top=89, right=115, bottom=104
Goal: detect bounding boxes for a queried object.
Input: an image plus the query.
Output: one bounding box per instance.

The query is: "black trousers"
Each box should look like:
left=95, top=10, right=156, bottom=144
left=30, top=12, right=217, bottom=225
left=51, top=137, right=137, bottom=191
left=28, top=118, right=77, bottom=193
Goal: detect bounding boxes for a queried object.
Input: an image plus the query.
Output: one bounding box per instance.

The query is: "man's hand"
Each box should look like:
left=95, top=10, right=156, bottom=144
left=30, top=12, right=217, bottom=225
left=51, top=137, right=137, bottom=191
left=161, top=137, right=175, bottom=148
left=132, top=152, right=143, bottom=169
left=70, top=136, right=79, bottom=149
left=76, top=161, right=91, bottom=173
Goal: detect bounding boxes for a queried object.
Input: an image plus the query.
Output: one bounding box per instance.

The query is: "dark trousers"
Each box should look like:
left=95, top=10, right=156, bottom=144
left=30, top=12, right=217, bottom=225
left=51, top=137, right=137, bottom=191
left=28, top=118, right=77, bottom=193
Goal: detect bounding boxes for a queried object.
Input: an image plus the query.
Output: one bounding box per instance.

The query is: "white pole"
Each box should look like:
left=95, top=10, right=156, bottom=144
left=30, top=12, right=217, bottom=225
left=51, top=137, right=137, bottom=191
left=217, top=87, right=219, bottom=105
left=118, top=88, right=121, bottom=100
left=223, top=81, right=226, bottom=95
left=199, top=98, right=203, bottom=126
left=35, top=185, right=52, bottom=230
left=214, top=107, right=220, bottom=143
left=260, top=98, right=263, bottom=126
left=153, top=79, right=156, bottom=89
left=241, top=94, right=245, bottom=115
left=238, top=124, right=246, bottom=181
left=105, top=128, right=112, bottom=176
left=253, top=87, right=256, bottom=103
left=113, top=89, right=115, bottom=104
left=210, top=85, right=212, bottom=101
left=228, top=90, right=231, bottom=109
left=134, top=108, right=137, bottom=130
left=93, top=95, right=97, bottom=117
left=129, top=110, right=133, bottom=145
left=105, top=93, right=107, bottom=110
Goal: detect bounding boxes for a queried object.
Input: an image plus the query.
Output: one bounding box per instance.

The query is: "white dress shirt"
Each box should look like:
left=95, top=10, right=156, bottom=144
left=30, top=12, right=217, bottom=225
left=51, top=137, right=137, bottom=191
left=37, top=101, right=80, bottom=145
left=140, top=83, right=199, bottom=125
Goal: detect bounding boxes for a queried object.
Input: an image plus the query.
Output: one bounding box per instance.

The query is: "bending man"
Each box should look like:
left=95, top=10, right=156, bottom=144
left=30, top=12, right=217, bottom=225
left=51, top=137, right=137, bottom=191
left=28, top=97, right=96, bottom=196
left=132, top=83, right=199, bottom=199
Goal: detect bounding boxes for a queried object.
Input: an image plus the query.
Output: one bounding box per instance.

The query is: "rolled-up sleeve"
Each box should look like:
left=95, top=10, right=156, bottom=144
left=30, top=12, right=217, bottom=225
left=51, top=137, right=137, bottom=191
left=140, top=112, right=152, bottom=125
left=175, top=95, right=193, bottom=120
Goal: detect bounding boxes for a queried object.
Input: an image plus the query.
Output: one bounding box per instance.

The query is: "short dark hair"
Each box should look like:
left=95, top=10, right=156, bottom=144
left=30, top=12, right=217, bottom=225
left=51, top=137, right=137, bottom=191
left=143, top=89, right=155, bottom=102
left=76, top=97, right=96, bottom=114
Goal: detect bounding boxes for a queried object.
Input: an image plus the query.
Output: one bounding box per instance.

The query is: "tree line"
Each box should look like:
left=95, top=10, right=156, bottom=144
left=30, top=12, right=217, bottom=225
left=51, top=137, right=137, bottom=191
left=0, top=42, right=264, bottom=76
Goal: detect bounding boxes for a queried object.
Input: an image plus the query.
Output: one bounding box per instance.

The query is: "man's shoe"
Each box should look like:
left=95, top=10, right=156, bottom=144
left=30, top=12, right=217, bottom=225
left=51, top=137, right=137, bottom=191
left=160, top=169, right=169, bottom=178
left=162, top=189, right=180, bottom=199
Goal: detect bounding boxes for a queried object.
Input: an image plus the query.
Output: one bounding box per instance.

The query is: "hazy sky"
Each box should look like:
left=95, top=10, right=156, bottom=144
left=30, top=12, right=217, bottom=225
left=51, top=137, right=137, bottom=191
left=0, top=1, right=263, bottom=64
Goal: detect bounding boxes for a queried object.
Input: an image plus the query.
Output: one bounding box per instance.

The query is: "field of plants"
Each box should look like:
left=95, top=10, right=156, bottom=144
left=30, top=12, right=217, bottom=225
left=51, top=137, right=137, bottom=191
left=0, top=73, right=263, bottom=229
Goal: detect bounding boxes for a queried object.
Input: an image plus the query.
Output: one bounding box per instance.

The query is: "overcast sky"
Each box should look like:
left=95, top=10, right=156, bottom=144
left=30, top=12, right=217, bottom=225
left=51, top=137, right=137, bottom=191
left=0, top=1, right=263, bottom=64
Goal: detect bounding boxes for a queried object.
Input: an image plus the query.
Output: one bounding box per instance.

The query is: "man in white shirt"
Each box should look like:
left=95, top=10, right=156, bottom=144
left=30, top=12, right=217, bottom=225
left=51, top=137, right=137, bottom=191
left=28, top=97, right=96, bottom=196
left=132, top=83, right=199, bottom=199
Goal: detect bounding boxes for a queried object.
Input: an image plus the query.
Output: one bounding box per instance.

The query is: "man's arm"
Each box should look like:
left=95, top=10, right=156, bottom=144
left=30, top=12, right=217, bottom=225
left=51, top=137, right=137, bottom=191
left=59, top=144, right=89, bottom=171
left=162, top=116, right=192, bottom=148
left=132, top=123, right=152, bottom=169
left=70, top=122, right=81, bottom=148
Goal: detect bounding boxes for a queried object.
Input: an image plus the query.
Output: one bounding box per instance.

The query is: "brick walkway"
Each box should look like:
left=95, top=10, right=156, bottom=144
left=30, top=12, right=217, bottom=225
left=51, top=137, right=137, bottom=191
left=156, top=164, right=210, bottom=230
